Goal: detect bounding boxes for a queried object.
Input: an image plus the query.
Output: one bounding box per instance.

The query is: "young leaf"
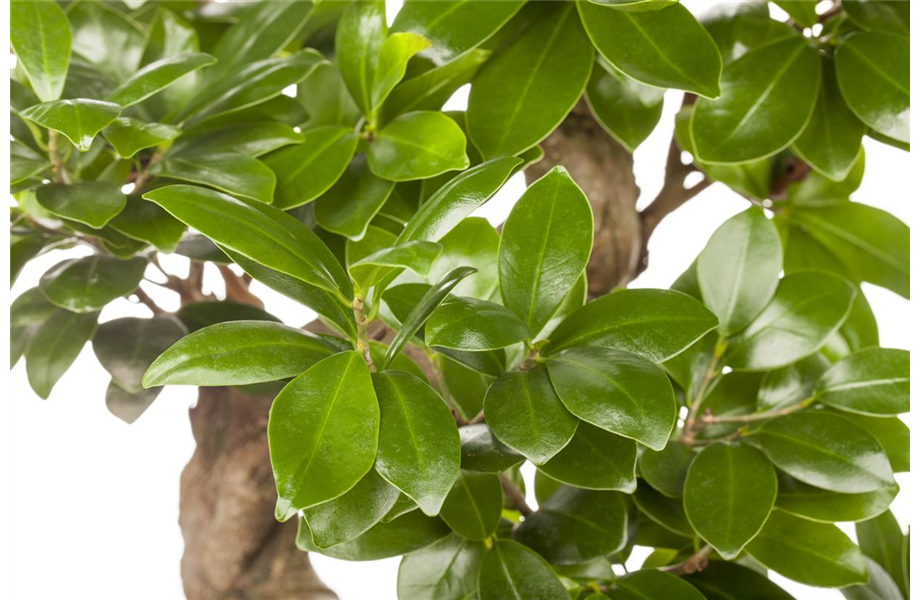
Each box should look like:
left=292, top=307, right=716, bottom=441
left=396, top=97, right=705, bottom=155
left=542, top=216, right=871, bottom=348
left=152, top=152, right=277, bottom=204
left=545, top=289, right=718, bottom=362
left=538, top=422, right=638, bottom=492
left=143, top=321, right=335, bottom=388
left=745, top=511, right=869, bottom=587
left=547, top=347, right=676, bottom=451
left=21, top=99, right=121, bottom=152
left=39, top=256, right=146, bottom=313
left=691, top=37, right=820, bottom=163
left=368, top=111, right=470, bottom=181
left=752, top=411, right=895, bottom=493
left=35, top=182, right=126, bottom=229
left=438, top=471, right=502, bottom=541
left=93, top=316, right=186, bottom=394
left=477, top=539, right=569, bottom=600
left=371, top=33, right=430, bottom=110
left=107, top=52, right=216, bottom=107
left=578, top=1, right=722, bottom=98
left=268, top=352, right=379, bottom=512
left=396, top=533, right=485, bottom=600
left=173, top=122, right=303, bottom=158
left=315, top=155, right=396, bottom=240
left=426, top=297, right=531, bottom=351
left=814, top=348, right=909, bottom=415
left=483, top=369, right=578, bottom=465
left=467, top=2, right=593, bottom=158
left=263, top=126, right=360, bottom=209
left=25, top=309, right=99, bottom=400
left=372, top=371, right=461, bottom=517
left=349, top=241, right=442, bottom=293
left=335, top=0, right=387, bottom=116
left=10, top=0, right=71, bottom=102
left=499, top=166, right=593, bottom=334
left=103, top=118, right=181, bottom=158
left=684, top=443, right=777, bottom=559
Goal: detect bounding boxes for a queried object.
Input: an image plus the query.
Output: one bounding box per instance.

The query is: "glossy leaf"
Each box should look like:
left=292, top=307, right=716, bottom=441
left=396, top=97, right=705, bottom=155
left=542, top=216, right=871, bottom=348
left=368, top=111, right=470, bottom=181
left=546, top=289, right=718, bottom=362
left=144, top=185, right=352, bottom=299
left=579, top=1, right=722, bottom=98
left=315, top=155, right=396, bottom=240
left=25, top=309, right=98, bottom=399
left=397, top=533, right=484, bottom=600
left=697, top=207, right=782, bottom=334
left=153, top=152, right=276, bottom=204
left=638, top=440, right=695, bottom=498
left=632, top=481, right=694, bottom=537
left=371, top=33, right=430, bottom=111
left=303, top=469, right=400, bottom=548
left=513, top=484, right=628, bottom=565
left=439, top=471, right=502, bottom=541
left=752, top=411, right=895, bottom=493
left=174, top=122, right=303, bottom=158
left=175, top=301, right=280, bottom=333
left=21, top=99, right=121, bottom=152
left=477, top=539, right=569, bottom=600
left=775, top=473, right=898, bottom=523
left=775, top=0, right=817, bottom=26
left=499, top=167, right=593, bottom=333
left=268, top=352, right=379, bottom=512
left=10, top=0, right=71, bottom=102
left=93, top=316, right=186, bottom=394
left=427, top=297, right=531, bottom=351
left=107, top=52, right=215, bottom=107
left=108, top=195, right=186, bottom=254
left=35, top=182, right=126, bottom=228
left=842, top=0, right=909, bottom=36
left=538, top=423, right=638, bottom=492
left=686, top=561, right=796, bottom=600
left=263, top=126, right=359, bottom=209
left=39, top=256, right=146, bottom=313
left=458, top=424, right=524, bottom=474
left=547, top=347, right=676, bottom=451
left=103, top=118, right=181, bottom=158
left=745, top=511, right=868, bottom=587
left=814, top=348, right=908, bottom=415
left=483, top=369, right=578, bottom=465
left=372, top=371, right=461, bottom=516
left=585, top=62, right=665, bottom=152
left=726, top=271, right=856, bottom=371
left=691, top=37, right=820, bottom=163
left=837, top=412, right=909, bottom=473
left=468, top=2, right=593, bottom=158
left=298, top=61, right=361, bottom=128
left=427, top=217, right=500, bottom=301
left=335, top=0, right=387, bottom=116
left=757, top=354, right=829, bottom=412
left=350, top=241, right=442, bottom=293
left=68, top=2, right=143, bottom=82
left=143, top=321, right=335, bottom=388
left=684, top=443, right=776, bottom=559
left=856, top=510, right=908, bottom=599
left=609, top=570, right=706, bottom=600
left=843, top=557, right=906, bottom=600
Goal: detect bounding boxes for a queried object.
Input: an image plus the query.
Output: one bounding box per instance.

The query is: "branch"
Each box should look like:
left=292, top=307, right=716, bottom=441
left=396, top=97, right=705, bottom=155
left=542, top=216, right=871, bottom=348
left=640, top=139, right=712, bottom=237
left=499, top=473, right=532, bottom=516
left=218, top=265, right=264, bottom=308
left=133, top=287, right=166, bottom=316
left=700, top=396, right=816, bottom=425
left=659, top=545, right=713, bottom=575
left=47, top=130, right=71, bottom=184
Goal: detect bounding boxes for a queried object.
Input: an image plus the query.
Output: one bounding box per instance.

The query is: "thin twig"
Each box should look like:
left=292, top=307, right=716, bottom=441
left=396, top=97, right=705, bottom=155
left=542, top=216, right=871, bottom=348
left=218, top=264, right=264, bottom=308
left=659, top=545, right=713, bottom=575
left=700, top=396, right=816, bottom=425
left=133, top=287, right=166, bottom=315
left=640, top=139, right=712, bottom=237
left=499, top=473, right=532, bottom=516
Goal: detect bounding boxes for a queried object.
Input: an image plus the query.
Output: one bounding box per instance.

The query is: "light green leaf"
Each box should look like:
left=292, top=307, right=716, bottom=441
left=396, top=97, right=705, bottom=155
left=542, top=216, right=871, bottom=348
left=25, top=309, right=99, bottom=399
left=371, top=33, right=430, bottom=110
left=39, top=256, right=146, bottom=313
left=350, top=241, right=442, bottom=292
left=843, top=557, right=906, bottom=600
left=21, top=99, right=121, bottom=152
left=427, top=217, right=500, bottom=301
left=427, top=297, right=531, bottom=351
left=298, top=61, right=361, bottom=128
left=173, top=122, right=303, bottom=158
left=10, top=0, right=71, bottom=102
left=103, top=118, right=181, bottom=158
left=368, top=111, right=470, bottom=181
left=315, top=156, right=395, bottom=240
left=68, top=1, right=143, bottom=82
left=836, top=412, right=909, bottom=473
left=842, top=0, right=909, bottom=36
left=477, top=539, right=569, bottom=600
left=774, top=0, right=817, bottom=26
left=153, top=152, right=276, bottom=204
left=107, top=52, right=215, bottom=107
left=439, top=471, right=502, bottom=541
left=538, top=423, right=638, bottom=492
left=35, top=182, right=126, bottom=228
left=335, top=0, right=387, bottom=115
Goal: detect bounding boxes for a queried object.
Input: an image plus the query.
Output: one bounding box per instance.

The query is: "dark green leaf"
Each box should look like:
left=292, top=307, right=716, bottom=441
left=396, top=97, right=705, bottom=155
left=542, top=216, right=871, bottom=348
left=757, top=354, right=829, bottom=412
left=538, top=422, right=638, bottom=492
left=25, top=309, right=98, bottom=399
left=153, top=152, right=276, bottom=204
left=842, top=0, right=909, bottom=36
left=427, top=297, right=531, bottom=351
left=477, top=539, right=569, bottom=600
left=350, top=241, right=442, bottom=293
left=439, top=471, right=502, bottom=541
left=775, top=473, right=897, bottom=523
left=427, top=217, right=500, bottom=301
left=585, top=62, right=665, bottom=152
left=93, top=316, right=186, bottom=393
left=842, top=557, right=906, bottom=600
left=814, top=348, right=908, bottom=415
left=638, top=440, right=695, bottom=498
left=103, top=118, right=181, bottom=158
left=686, top=561, right=796, bottom=600
left=774, top=1, right=817, bottom=26
left=315, top=156, right=396, bottom=240
left=35, top=182, right=126, bottom=228
left=107, top=52, right=215, bottom=107
left=21, top=99, right=121, bottom=152
left=856, top=511, right=908, bottom=599
left=174, top=122, right=303, bottom=158
left=836, top=412, right=909, bottom=473
left=298, top=62, right=361, bottom=128
left=303, top=469, right=400, bottom=548
left=175, top=300, right=280, bottom=333
left=39, top=256, right=146, bottom=313
left=68, top=2, right=143, bottom=82
left=397, top=533, right=485, bottom=600
left=459, top=424, right=524, bottom=473
left=10, top=0, right=71, bottom=102
left=632, top=480, right=694, bottom=537
left=335, top=0, right=387, bottom=116
left=108, top=195, right=186, bottom=254
left=368, top=111, right=470, bottom=181
left=608, top=569, right=706, bottom=600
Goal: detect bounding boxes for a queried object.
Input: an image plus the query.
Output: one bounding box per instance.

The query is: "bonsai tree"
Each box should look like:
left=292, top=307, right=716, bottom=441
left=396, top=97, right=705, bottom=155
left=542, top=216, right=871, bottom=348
left=10, top=0, right=910, bottom=599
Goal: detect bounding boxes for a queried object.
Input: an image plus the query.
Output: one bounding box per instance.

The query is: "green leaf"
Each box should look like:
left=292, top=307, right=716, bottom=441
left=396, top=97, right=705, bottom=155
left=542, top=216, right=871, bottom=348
left=107, top=52, right=215, bottom=107
left=585, top=62, right=665, bottom=152
left=579, top=1, right=722, bottom=98
left=774, top=1, right=817, bottom=26
left=105, top=381, right=161, bottom=424
left=35, top=182, right=126, bottom=229
left=608, top=570, right=706, bottom=600
left=775, top=473, right=898, bottom=523
left=684, top=443, right=776, bottom=559
left=842, top=0, right=909, bottom=36
left=335, top=0, right=387, bottom=116
left=68, top=2, right=143, bottom=82
left=371, top=33, right=430, bottom=110
left=268, top=351, right=378, bottom=512
left=856, top=510, right=908, bottom=599
left=108, top=195, right=186, bottom=254
left=745, top=511, right=868, bottom=587
left=547, top=347, right=676, bottom=451
left=698, top=207, right=782, bottom=334
left=843, top=557, right=906, bottom=600
left=303, top=469, right=400, bottom=549
left=21, top=99, right=121, bottom=152
left=10, top=288, right=58, bottom=328
left=397, top=156, right=522, bottom=244
left=458, top=424, right=524, bottom=474
left=103, top=118, right=181, bottom=159
left=468, top=2, right=593, bottom=158
left=538, top=422, right=638, bottom=492
left=350, top=242, right=442, bottom=293
left=39, top=256, right=146, bottom=313
left=836, top=32, right=909, bottom=143
left=726, top=271, right=856, bottom=371
left=792, top=59, right=865, bottom=181
left=173, top=122, right=303, bottom=158
left=546, top=289, right=718, bottom=362
left=382, top=266, right=476, bottom=368
left=25, top=309, right=98, bottom=399
left=686, top=561, right=796, bottom=600
left=752, top=411, right=895, bottom=493
left=93, top=316, right=186, bottom=394
left=426, top=297, right=531, bottom=351
left=836, top=412, right=909, bottom=473
left=499, top=166, right=593, bottom=333
left=315, top=157, right=396, bottom=241
left=263, top=126, right=359, bottom=209
left=691, top=37, right=820, bottom=163
left=513, top=484, right=628, bottom=565
left=397, top=533, right=485, bottom=600
left=633, top=480, right=694, bottom=537
left=372, top=371, right=461, bottom=516
left=757, top=354, right=829, bottom=412
left=392, top=0, right=525, bottom=67
left=368, top=111, right=470, bottom=181
left=787, top=146, right=866, bottom=206
left=143, top=321, right=335, bottom=388
left=152, top=152, right=277, bottom=204
left=298, top=62, right=361, bottom=128
left=477, top=539, right=569, bottom=600
left=144, top=185, right=352, bottom=300
left=439, top=471, right=502, bottom=541
left=788, top=202, right=909, bottom=299
left=427, top=217, right=500, bottom=301
left=814, top=348, right=908, bottom=415
left=10, top=0, right=71, bottom=102
left=638, top=440, right=695, bottom=498
left=175, top=300, right=280, bottom=333
left=297, top=509, right=450, bottom=561
left=483, top=369, right=578, bottom=465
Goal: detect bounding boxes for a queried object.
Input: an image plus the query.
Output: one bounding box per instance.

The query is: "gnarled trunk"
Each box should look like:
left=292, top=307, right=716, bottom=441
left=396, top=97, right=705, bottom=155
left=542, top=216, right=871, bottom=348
left=179, top=386, right=335, bottom=600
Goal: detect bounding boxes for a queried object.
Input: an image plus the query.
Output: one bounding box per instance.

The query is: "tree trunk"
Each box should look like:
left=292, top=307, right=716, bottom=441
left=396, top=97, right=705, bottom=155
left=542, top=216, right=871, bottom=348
left=179, top=386, right=335, bottom=600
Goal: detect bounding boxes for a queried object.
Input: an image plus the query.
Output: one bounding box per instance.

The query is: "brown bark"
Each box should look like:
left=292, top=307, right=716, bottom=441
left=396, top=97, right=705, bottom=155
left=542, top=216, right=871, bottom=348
left=179, top=386, right=335, bottom=600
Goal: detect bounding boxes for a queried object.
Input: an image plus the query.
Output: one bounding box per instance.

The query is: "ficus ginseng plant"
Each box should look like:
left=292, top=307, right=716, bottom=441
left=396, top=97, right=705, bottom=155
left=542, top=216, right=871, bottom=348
left=9, top=0, right=910, bottom=599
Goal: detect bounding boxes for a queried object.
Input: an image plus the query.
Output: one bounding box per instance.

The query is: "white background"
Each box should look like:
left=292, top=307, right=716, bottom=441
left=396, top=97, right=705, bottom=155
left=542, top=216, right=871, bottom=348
left=4, top=1, right=915, bottom=599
